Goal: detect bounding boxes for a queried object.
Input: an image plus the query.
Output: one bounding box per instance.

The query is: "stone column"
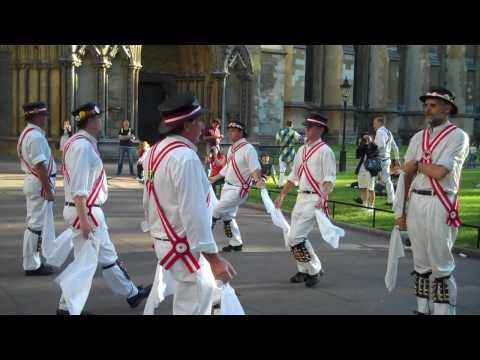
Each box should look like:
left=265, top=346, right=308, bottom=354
left=127, top=64, right=141, bottom=132
left=311, top=45, right=325, bottom=105
left=17, top=62, right=27, bottom=134
left=404, top=45, right=430, bottom=112
left=97, top=59, right=109, bottom=137
left=368, top=45, right=389, bottom=111
left=133, top=66, right=141, bottom=132
left=38, top=62, right=49, bottom=135
left=212, top=71, right=228, bottom=133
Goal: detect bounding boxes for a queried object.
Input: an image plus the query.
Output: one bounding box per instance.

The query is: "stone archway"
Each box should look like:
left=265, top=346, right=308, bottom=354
left=137, top=45, right=217, bottom=145
left=219, top=45, right=255, bottom=138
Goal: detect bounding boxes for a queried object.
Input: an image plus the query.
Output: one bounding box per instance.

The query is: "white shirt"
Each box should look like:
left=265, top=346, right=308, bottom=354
left=404, top=121, right=470, bottom=195
left=18, top=123, right=57, bottom=176
left=219, top=139, right=261, bottom=185
left=63, top=130, right=108, bottom=204
left=143, top=135, right=218, bottom=254
left=288, top=138, right=337, bottom=192
left=375, top=126, right=399, bottom=161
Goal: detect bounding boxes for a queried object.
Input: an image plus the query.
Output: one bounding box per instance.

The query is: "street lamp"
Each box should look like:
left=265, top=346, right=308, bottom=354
left=339, top=77, right=352, bottom=172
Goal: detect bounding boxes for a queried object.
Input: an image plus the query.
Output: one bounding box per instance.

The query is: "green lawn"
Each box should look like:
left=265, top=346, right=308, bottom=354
left=248, top=166, right=480, bottom=249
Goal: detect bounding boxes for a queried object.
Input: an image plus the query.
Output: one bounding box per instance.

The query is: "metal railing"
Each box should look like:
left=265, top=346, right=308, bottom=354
left=253, top=187, right=480, bottom=248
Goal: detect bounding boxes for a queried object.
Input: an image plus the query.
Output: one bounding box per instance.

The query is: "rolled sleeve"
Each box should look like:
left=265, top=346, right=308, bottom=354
left=176, top=156, right=218, bottom=254
left=322, top=149, right=337, bottom=187
left=28, top=137, right=48, bottom=166
left=247, top=146, right=261, bottom=173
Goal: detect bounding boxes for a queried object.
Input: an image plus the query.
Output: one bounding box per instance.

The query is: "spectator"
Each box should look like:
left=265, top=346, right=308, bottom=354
left=355, top=134, right=379, bottom=210
left=203, top=119, right=223, bottom=155
left=59, top=119, right=73, bottom=153
left=467, top=141, right=477, bottom=168
left=208, top=145, right=227, bottom=197
left=136, top=141, right=151, bottom=183
left=260, top=153, right=277, bottom=185
left=116, top=120, right=136, bottom=176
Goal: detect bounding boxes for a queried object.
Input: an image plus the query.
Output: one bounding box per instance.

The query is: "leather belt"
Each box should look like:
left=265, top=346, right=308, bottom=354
left=299, top=190, right=315, bottom=194
left=154, top=238, right=169, bottom=242
left=412, top=189, right=434, bottom=196
left=65, top=202, right=102, bottom=207
left=412, top=189, right=456, bottom=196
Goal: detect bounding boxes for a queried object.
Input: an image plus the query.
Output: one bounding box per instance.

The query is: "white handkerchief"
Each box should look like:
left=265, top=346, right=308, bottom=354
left=260, top=189, right=291, bottom=249
left=54, top=234, right=99, bottom=315
left=42, top=202, right=73, bottom=267
left=385, top=226, right=405, bottom=292
left=314, top=209, right=345, bottom=249
left=219, top=283, right=245, bottom=315
left=41, top=202, right=56, bottom=260
left=140, top=220, right=150, bottom=233
left=45, top=229, right=73, bottom=267
left=143, top=262, right=176, bottom=315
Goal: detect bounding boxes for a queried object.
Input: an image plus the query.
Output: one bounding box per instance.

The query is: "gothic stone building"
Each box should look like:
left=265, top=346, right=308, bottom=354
left=0, top=45, right=478, bottom=158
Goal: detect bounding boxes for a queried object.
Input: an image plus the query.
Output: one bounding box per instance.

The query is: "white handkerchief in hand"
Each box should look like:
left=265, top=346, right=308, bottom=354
left=314, top=209, right=345, bottom=249
left=143, top=263, right=176, bottom=315
left=41, top=202, right=56, bottom=260
left=260, top=189, right=291, bottom=249
left=385, top=226, right=405, bottom=292
left=45, top=229, right=73, bottom=267
left=219, top=283, right=245, bottom=315
left=140, top=220, right=150, bottom=233
left=54, top=235, right=99, bottom=315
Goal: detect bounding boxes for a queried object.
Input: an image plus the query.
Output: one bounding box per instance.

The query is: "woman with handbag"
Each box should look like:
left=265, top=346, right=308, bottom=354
left=355, top=135, right=380, bottom=210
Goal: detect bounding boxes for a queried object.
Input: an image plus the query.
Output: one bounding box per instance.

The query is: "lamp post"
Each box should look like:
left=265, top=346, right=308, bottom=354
left=339, top=77, right=352, bottom=172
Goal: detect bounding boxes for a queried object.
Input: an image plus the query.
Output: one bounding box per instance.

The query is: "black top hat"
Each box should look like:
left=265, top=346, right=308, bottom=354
left=303, top=113, right=329, bottom=132
left=419, top=87, right=458, bottom=115
left=72, top=103, right=103, bottom=122
left=227, top=120, right=248, bottom=138
left=23, top=102, right=49, bottom=117
left=158, top=93, right=205, bottom=135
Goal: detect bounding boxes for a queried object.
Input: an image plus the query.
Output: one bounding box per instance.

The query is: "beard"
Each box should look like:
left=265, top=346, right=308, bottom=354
left=427, top=116, right=447, bottom=128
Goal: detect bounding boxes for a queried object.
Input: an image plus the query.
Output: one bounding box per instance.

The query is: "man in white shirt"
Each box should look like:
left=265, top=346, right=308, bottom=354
left=373, top=117, right=400, bottom=206
left=208, top=121, right=265, bottom=252
left=143, top=93, right=237, bottom=315
left=17, top=102, right=56, bottom=276
left=275, top=113, right=336, bottom=288
left=57, top=103, right=151, bottom=315
left=395, top=87, right=469, bottom=315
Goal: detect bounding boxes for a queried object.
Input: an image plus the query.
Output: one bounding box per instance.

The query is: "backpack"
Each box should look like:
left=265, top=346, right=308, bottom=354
left=364, top=157, right=382, bottom=177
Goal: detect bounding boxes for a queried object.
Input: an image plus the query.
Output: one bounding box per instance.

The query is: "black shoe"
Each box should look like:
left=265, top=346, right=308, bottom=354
left=290, top=272, right=308, bottom=283
left=56, top=309, right=95, bottom=315
left=25, top=264, right=54, bottom=276
left=305, top=274, right=320, bottom=288
left=222, top=245, right=243, bottom=252
left=127, top=284, right=152, bottom=308
left=413, top=310, right=429, bottom=315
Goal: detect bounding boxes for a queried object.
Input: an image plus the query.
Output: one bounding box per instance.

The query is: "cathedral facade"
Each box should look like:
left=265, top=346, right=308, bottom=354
left=0, top=45, right=478, bottom=158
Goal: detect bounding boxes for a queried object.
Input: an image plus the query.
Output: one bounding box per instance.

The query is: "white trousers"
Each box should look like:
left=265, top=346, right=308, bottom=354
left=379, top=159, right=395, bottom=204
left=287, top=194, right=323, bottom=276
left=407, top=193, right=458, bottom=315
left=153, top=239, right=216, bottom=315
left=23, top=175, right=50, bottom=271
left=213, top=183, right=247, bottom=246
left=58, top=206, right=138, bottom=311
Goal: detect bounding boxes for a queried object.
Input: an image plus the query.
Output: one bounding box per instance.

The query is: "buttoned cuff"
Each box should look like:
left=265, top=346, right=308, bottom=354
left=72, top=191, right=89, bottom=198
left=193, top=242, right=218, bottom=254
left=323, top=176, right=336, bottom=185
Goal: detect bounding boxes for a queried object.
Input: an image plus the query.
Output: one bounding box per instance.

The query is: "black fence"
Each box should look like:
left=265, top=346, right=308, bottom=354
left=258, top=187, right=480, bottom=249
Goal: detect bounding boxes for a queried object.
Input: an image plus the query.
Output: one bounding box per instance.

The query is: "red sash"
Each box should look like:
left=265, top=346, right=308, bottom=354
left=17, top=127, right=54, bottom=197
left=421, top=124, right=461, bottom=227
left=297, top=141, right=330, bottom=216
left=146, top=141, right=200, bottom=274
left=63, top=134, right=106, bottom=230
left=227, top=141, right=252, bottom=198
